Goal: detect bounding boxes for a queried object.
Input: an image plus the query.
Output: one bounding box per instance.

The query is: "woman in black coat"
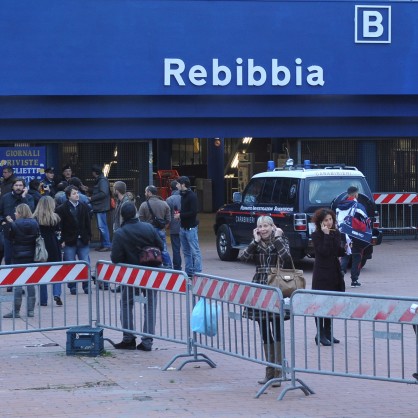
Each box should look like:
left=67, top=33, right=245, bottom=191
left=33, top=196, right=63, bottom=306
left=3, top=203, right=38, bottom=318
left=311, top=208, right=346, bottom=346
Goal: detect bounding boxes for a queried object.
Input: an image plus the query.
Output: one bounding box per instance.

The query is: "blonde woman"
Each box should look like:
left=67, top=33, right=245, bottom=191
left=3, top=204, right=38, bottom=318
left=33, top=196, right=63, bottom=306
left=240, top=215, right=291, bottom=387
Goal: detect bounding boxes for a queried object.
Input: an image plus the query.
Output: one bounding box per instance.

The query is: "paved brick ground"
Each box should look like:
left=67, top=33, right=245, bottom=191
left=0, top=214, right=417, bottom=417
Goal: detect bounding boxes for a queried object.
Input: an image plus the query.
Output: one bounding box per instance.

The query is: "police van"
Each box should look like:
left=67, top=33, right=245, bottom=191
left=214, top=163, right=381, bottom=262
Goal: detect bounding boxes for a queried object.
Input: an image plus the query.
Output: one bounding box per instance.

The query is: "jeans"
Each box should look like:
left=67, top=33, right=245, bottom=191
left=341, top=239, right=365, bottom=282
left=179, top=226, right=202, bottom=277
left=120, top=286, right=157, bottom=348
left=40, top=283, right=62, bottom=305
left=95, top=212, right=111, bottom=248
left=155, top=228, right=172, bottom=268
left=170, top=233, right=182, bottom=270
left=63, top=239, right=90, bottom=291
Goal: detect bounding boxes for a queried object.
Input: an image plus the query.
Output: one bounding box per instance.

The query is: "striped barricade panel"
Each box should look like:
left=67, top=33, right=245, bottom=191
left=192, top=274, right=282, bottom=313
left=95, top=261, right=190, bottom=353
left=288, top=290, right=418, bottom=387
left=373, top=192, right=418, bottom=205
left=291, top=291, right=418, bottom=325
left=0, top=261, right=91, bottom=335
left=96, top=261, right=187, bottom=293
left=0, top=261, right=89, bottom=287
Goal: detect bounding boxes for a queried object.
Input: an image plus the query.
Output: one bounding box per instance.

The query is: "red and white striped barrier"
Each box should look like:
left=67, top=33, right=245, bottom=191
left=0, top=261, right=89, bottom=287
left=291, top=291, right=418, bottom=324
left=96, top=262, right=187, bottom=293
left=373, top=193, right=418, bottom=205
left=192, top=275, right=281, bottom=312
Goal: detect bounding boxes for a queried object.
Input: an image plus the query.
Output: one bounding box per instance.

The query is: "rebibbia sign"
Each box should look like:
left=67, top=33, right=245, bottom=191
left=164, top=58, right=325, bottom=87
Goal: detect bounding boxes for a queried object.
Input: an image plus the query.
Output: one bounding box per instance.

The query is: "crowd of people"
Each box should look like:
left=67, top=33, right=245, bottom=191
left=0, top=164, right=203, bottom=325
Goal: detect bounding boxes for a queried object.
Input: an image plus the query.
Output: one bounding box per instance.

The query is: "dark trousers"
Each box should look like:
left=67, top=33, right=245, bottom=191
left=258, top=317, right=281, bottom=344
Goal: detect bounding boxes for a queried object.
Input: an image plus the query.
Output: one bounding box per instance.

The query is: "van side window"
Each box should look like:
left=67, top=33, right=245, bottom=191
left=243, top=179, right=265, bottom=205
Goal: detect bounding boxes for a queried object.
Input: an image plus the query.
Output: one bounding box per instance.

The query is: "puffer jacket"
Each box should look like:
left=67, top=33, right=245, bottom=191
left=4, top=218, right=38, bottom=263
left=90, top=173, right=110, bottom=213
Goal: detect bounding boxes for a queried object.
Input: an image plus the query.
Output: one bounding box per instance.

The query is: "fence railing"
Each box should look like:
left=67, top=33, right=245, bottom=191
left=2, top=260, right=418, bottom=401
left=0, top=261, right=91, bottom=335
left=280, top=289, right=418, bottom=399
left=374, top=192, right=418, bottom=238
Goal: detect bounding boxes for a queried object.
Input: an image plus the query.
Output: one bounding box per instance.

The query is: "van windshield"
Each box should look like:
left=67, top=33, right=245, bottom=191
left=307, top=178, right=368, bottom=205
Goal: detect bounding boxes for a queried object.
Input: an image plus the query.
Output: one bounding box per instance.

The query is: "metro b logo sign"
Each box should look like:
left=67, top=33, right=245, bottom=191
left=355, top=5, right=391, bottom=44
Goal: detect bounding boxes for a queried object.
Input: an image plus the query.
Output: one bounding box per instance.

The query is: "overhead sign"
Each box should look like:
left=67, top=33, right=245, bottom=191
left=0, top=1, right=416, bottom=95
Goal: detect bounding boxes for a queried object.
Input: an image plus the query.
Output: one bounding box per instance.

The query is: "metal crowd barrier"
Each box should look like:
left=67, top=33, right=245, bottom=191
left=374, top=192, right=418, bottom=238
left=164, top=272, right=313, bottom=399
left=95, top=261, right=191, bottom=362
left=282, top=289, right=418, bottom=399
left=0, top=261, right=91, bottom=335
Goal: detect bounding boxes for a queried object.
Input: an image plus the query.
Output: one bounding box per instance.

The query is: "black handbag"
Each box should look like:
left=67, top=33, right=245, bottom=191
left=146, top=201, right=166, bottom=229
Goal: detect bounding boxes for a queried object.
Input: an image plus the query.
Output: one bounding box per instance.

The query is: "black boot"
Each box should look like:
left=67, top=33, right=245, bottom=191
left=315, top=334, right=331, bottom=346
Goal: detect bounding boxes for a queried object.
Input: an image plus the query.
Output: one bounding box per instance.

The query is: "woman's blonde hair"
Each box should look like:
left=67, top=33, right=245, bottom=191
left=33, top=196, right=61, bottom=226
left=15, top=203, right=33, bottom=219
left=256, top=215, right=274, bottom=226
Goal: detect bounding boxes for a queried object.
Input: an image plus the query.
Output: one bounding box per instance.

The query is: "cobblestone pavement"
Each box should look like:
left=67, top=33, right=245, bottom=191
left=0, top=214, right=417, bottom=417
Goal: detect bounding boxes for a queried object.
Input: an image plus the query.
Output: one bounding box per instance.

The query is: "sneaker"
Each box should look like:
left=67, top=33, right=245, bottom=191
left=54, top=296, right=63, bottom=306
left=137, top=343, right=152, bottom=352
left=70, top=289, right=77, bottom=295
left=114, top=340, right=137, bottom=350
left=95, top=247, right=104, bottom=252
left=27, top=311, right=34, bottom=318
left=351, top=281, right=362, bottom=288
left=3, top=312, right=20, bottom=318
left=98, top=247, right=111, bottom=252
left=40, top=303, right=48, bottom=307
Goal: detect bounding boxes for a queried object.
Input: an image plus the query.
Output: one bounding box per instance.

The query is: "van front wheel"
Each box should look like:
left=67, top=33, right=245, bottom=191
left=216, top=225, right=239, bottom=261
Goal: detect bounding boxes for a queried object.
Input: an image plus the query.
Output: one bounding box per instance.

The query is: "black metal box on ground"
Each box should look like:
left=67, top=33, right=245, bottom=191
left=66, top=326, right=104, bottom=356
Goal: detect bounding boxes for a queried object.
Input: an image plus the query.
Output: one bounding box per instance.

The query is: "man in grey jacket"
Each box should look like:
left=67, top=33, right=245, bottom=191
left=138, top=185, right=172, bottom=268
left=165, top=180, right=182, bottom=270
left=88, top=164, right=111, bottom=251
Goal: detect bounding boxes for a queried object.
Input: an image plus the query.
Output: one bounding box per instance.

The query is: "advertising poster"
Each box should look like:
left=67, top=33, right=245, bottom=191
left=0, top=146, right=46, bottom=184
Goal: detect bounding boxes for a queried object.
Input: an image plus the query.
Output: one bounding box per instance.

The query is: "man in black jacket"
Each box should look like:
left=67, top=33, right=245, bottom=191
left=56, top=185, right=91, bottom=295
left=89, top=164, right=111, bottom=252
left=111, top=203, right=163, bottom=351
left=174, top=176, right=202, bottom=278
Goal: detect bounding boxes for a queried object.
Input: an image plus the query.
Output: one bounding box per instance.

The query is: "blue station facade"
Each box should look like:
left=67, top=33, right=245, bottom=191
left=0, top=0, right=417, bottom=208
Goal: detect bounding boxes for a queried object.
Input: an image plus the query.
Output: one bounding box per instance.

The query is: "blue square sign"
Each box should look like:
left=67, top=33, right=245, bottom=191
left=355, top=5, right=391, bottom=44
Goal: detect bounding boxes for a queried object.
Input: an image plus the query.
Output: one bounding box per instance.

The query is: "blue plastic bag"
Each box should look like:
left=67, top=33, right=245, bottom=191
left=191, top=298, right=220, bottom=337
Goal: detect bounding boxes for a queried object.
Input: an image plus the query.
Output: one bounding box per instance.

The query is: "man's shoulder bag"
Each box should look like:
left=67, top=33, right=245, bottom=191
left=146, top=201, right=166, bottom=229
left=267, top=255, right=306, bottom=298
left=137, top=246, right=163, bottom=267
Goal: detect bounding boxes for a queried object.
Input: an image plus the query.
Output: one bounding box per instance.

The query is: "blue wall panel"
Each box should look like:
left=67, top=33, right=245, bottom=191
left=0, top=0, right=417, bottom=96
